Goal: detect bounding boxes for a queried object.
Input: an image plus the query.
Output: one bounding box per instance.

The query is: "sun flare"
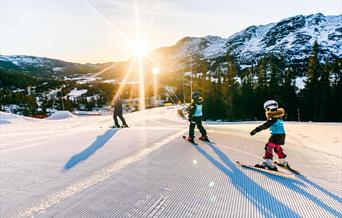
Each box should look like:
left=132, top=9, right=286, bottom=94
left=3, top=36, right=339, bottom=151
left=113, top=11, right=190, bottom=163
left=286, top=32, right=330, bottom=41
left=131, top=39, right=148, bottom=57
left=152, top=67, right=160, bottom=74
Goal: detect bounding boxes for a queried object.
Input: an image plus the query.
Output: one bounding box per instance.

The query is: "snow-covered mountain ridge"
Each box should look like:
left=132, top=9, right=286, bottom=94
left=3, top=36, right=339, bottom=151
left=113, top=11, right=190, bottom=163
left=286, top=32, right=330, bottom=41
left=0, top=55, right=113, bottom=78
left=154, top=13, right=341, bottom=65
left=0, top=13, right=341, bottom=77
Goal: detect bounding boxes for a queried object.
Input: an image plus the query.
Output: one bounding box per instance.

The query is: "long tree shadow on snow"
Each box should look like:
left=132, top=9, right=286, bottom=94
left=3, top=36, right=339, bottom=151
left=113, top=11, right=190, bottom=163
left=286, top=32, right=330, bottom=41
left=191, top=142, right=300, bottom=217
left=64, top=128, right=119, bottom=169
left=195, top=142, right=342, bottom=218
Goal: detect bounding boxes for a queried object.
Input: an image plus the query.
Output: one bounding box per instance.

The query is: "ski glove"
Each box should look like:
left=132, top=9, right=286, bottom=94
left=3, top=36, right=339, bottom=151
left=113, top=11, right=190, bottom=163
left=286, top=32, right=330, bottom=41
left=188, top=115, right=193, bottom=122
left=250, top=128, right=259, bottom=136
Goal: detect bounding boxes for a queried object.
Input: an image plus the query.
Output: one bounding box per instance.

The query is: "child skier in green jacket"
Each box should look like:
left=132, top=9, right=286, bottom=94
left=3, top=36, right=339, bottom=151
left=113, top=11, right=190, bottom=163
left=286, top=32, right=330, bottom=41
left=186, top=91, right=210, bottom=144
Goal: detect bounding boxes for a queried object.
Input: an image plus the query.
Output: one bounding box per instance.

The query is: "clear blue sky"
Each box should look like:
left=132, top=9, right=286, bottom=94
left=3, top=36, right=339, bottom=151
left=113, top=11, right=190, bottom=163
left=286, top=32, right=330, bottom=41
left=1, top=0, right=341, bottom=63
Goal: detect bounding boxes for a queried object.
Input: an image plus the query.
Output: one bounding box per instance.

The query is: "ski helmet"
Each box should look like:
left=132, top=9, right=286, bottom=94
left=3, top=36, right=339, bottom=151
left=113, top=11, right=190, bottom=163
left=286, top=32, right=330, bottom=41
left=263, top=100, right=278, bottom=111
left=192, top=91, right=200, bottom=99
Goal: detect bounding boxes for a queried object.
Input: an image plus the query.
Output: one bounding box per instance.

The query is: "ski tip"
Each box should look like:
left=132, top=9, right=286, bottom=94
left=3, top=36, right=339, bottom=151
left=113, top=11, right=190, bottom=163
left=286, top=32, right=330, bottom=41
left=274, top=161, right=300, bottom=174
left=182, top=136, right=199, bottom=145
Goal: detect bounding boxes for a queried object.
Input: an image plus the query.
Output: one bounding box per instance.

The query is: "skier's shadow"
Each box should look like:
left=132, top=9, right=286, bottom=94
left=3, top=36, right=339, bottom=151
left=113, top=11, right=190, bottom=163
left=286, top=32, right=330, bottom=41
left=236, top=164, right=341, bottom=217
left=264, top=167, right=342, bottom=217
left=191, top=142, right=300, bottom=217
left=64, top=128, right=119, bottom=170
left=192, top=142, right=342, bottom=217
left=297, top=174, right=342, bottom=203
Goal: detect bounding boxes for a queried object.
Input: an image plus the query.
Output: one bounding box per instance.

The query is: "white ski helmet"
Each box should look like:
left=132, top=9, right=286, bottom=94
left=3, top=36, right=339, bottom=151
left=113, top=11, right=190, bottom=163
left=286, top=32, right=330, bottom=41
left=264, top=100, right=278, bottom=110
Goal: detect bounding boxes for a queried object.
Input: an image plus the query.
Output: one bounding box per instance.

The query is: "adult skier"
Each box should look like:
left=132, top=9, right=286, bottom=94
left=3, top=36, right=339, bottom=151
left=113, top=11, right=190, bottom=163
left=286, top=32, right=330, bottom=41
left=250, top=100, right=288, bottom=170
left=111, top=94, right=128, bottom=128
left=186, top=91, right=210, bottom=144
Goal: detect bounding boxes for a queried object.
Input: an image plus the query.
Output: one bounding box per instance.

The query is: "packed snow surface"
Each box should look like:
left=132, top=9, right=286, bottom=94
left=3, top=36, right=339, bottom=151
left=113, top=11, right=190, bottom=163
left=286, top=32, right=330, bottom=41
left=0, top=112, right=38, bottom=124
left=1, top=107, right=341, bottom=218
left=46, top=111, right=76, bottom=120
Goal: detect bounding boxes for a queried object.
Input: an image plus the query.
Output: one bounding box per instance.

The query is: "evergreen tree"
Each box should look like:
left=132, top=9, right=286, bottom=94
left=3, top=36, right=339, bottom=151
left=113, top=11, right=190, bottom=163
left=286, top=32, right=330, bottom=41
left=222, top=54, right=239, bottom=120
left=255, top=57, right=271, bottom=119
left=280, top=67, right=298, bottom=120
left=319, top=60, right=331, bottom=121
left=330, top=58, right=342, bottom=121
left=301, top=41, right=321, bottom=121
left=236, top=67, right=257, bottom=120
left=268, top=56, right=284, bottom=100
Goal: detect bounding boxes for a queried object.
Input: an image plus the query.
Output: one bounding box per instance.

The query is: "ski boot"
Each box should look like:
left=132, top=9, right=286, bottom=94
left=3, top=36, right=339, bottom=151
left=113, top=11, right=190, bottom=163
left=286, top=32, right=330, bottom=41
left=187, top=137, right=196, bottom=144
left=275, top=158, right=299, bottom=174
left=110, top=125, right=120, bottom=128
left=121, top=124, right=129, bottom=128
left=277, top=158, right=289, bottom=167
left=255, top=159, right=278, bottom=171
left=199, top=135, right=210, bottom=142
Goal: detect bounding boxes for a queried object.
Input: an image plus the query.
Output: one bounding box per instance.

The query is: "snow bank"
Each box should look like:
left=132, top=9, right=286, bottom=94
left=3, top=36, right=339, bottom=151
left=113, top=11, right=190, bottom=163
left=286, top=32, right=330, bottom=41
left=67, top=88, right=87, bottom=101
left=0, top=119, right=11, bottom=124
left=47, top=111, right=76, bottom=120
left=0, top=112, right=37, bottom=124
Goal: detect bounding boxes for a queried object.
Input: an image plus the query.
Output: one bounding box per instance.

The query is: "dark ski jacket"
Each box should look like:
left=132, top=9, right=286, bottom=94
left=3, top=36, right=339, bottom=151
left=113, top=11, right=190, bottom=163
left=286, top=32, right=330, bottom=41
left=113, top=98, right=123, bottom=115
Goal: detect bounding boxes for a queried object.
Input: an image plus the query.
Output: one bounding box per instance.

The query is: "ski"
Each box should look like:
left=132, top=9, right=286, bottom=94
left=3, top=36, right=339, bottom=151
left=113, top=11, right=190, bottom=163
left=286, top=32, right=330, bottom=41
left=274, top=161, right=300, bottom=175
left=182, top=136, right=198, bottom=145
left=236, top=161, right=295, bottom=179
left=110, top=125, right=129, bottom=129
left=199, top=138, right=214, bottom=144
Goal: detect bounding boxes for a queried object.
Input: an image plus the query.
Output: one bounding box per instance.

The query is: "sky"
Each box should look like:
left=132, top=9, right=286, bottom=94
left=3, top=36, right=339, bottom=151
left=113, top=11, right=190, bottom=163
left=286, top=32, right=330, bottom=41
left=1, top=0, right=341, bottom=63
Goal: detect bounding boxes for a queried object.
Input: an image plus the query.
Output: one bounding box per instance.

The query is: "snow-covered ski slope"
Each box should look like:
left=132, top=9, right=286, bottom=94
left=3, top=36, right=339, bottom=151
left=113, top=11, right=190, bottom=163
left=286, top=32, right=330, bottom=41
left=1, top=107, right=341, bottom=218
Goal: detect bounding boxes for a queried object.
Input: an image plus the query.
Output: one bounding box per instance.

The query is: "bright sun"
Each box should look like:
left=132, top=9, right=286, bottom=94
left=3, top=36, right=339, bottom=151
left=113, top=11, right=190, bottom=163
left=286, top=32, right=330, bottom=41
left=131, top=39, right=148, bottom=57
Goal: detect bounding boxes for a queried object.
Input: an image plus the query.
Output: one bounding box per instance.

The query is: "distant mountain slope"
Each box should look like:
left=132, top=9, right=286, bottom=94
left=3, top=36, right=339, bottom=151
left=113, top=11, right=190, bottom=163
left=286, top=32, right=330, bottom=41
left=152, top=13, right=342, bottom=66
left=226, top=13, right=342, bottom=64
left=1, top=13, right=341, bottom=77
left=0, top=55, right=114, bottom=78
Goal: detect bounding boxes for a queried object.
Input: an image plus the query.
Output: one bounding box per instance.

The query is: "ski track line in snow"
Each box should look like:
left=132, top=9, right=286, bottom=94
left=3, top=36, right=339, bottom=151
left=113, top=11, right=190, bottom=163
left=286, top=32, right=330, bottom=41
left=131, top=126, right=184, bottom=130
left=1, top=127, right=182, bottom=153
left=209, top=126, right=342, bottom=160
left=11, top=129, right=187, bottom=218
left=213, top=143, right=259, bottom=159
left=1, top=142, right=46, bottom=153
left=149, top=119, right=170, bottom=126
left=210, top=127, right=342, bottom=161
left=1, top=132, right=80, bottom=151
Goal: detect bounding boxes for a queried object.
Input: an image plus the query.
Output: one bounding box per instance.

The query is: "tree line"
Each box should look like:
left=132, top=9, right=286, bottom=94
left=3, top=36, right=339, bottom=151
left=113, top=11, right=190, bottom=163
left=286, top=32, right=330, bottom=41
left=184, top=42, right=341, bottom=122
left=1, top=42, right=341, bottom=121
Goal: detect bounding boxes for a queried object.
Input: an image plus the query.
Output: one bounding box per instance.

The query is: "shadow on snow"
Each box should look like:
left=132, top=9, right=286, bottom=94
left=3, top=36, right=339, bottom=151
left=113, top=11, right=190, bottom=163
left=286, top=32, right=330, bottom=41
left=192, top=142, right=342, bottom=217
left=297, top=174, right=342, bottom=204
left=64, top=128, right=119, bottom=169
left=191, top=142, right=300, bottom=217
